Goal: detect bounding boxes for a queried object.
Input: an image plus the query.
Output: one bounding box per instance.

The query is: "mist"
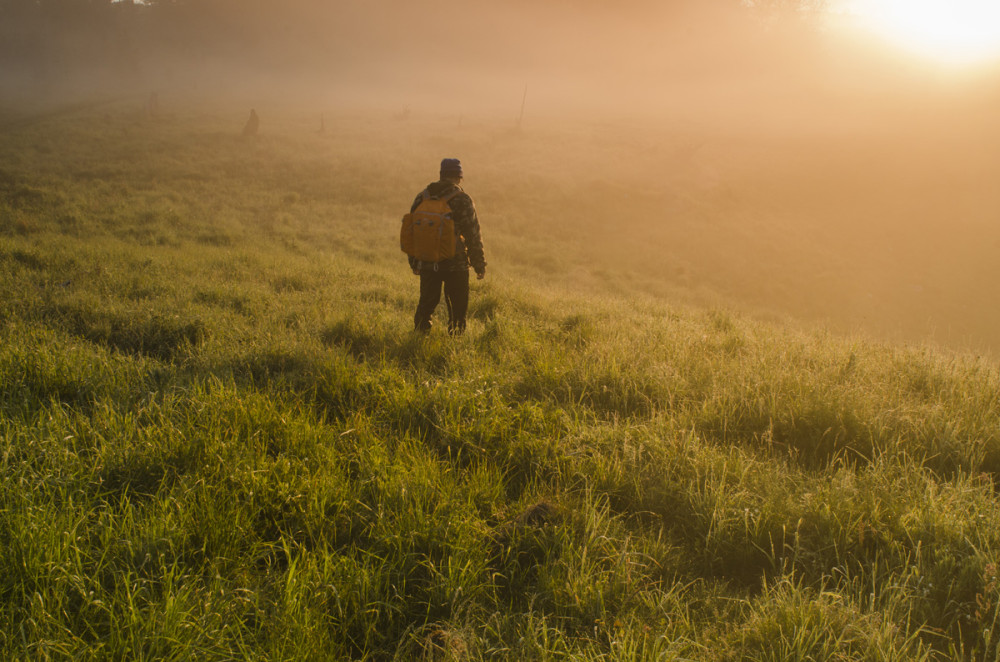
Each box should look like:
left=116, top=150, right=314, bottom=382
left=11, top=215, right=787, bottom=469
left=3, top=0, right=999, bottom=353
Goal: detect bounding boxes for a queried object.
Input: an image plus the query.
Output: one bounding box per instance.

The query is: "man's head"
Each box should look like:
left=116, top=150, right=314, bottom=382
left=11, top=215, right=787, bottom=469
left=439, top=158, right=463, bottom=182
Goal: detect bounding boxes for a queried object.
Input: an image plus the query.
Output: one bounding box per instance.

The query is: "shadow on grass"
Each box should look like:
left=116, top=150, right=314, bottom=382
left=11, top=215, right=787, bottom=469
left=50, top=302, right=206, bottom=361
left=320, top=316, right=451, bottom=375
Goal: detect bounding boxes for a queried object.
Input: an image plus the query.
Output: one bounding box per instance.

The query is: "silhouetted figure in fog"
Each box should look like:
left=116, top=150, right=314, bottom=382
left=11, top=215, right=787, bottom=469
left=242, top=109, right=259, bottom=137
left=145, top=92, right=160, bottom=119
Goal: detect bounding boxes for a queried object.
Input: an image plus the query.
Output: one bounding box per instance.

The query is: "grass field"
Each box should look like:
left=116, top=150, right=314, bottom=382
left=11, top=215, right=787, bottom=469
left=2, top=99, right=1000, bottom=660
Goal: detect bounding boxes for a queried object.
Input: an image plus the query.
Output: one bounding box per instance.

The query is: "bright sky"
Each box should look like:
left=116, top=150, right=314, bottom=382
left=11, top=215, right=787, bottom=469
left=845, top=0, right=1000, bottom=65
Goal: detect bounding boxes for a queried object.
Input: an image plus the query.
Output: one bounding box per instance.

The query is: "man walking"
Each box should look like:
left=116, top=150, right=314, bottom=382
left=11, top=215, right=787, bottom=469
left=407, top=158, right=486, bottom=335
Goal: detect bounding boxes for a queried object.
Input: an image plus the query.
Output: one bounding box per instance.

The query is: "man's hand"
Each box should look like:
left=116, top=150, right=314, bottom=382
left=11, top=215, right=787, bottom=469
left=412, top=268, right=420, bottom=276
left=476, top=269, right=486, bottom=280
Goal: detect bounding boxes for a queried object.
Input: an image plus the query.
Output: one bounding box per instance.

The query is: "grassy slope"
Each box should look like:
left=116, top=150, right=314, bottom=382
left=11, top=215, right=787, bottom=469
left=2, top=104, right=1000, bottom=660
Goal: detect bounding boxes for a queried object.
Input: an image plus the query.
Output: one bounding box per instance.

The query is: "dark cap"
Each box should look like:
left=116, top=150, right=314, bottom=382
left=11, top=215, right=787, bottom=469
left=440, top=158, right=463, bottom=179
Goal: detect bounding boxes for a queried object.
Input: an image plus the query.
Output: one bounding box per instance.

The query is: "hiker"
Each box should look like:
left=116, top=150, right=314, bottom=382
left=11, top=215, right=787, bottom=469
left=403, top=158, right=487, bottom=335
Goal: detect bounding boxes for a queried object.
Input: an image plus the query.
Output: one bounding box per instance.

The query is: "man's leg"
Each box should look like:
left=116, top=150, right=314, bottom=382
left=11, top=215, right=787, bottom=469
left=443, top=269, right=470, bottom=335
left=414, top=270, right=444, bottom=332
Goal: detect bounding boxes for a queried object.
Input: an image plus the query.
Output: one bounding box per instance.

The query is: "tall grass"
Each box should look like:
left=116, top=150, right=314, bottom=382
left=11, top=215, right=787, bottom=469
left=1, top=104, right=999, bottom=660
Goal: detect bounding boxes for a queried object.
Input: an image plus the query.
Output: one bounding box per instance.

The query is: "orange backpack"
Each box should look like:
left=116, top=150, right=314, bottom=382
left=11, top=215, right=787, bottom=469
left=400, top=189, right=461, bottom=263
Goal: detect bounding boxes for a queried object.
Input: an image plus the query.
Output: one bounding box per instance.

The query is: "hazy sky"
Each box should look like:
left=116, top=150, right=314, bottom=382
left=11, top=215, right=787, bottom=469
left=841, top=0, right=1000, bottom=65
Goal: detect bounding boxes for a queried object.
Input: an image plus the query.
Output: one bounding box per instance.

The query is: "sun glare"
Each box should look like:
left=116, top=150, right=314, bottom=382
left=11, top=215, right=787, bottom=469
left=849, top=0, right=1000, bottom=65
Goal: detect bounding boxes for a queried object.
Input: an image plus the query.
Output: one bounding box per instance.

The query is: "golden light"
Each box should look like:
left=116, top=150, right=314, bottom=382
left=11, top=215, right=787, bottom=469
left=848, top=0, right=1000, bottom=65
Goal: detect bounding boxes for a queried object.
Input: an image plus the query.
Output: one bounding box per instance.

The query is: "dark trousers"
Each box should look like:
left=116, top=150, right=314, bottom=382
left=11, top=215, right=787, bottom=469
left=414, top=269, right=469, bottom=335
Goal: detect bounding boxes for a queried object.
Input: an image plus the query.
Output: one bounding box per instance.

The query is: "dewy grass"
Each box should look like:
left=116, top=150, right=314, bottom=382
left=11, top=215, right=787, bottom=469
left=2, top=105, right=1000, bottom=660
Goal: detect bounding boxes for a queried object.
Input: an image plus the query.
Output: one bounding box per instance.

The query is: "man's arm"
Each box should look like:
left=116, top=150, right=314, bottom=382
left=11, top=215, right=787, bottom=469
left=456, top=195, right=486, bottom=276
left=408, top=191, right=424, bottom=273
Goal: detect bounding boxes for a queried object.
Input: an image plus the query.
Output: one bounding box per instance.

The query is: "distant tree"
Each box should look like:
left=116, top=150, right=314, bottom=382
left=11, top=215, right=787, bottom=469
left=742, top=0, right=829, bottom=23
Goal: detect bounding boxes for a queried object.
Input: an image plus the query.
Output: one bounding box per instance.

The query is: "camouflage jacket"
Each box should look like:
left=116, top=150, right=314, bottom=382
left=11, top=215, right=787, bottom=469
left=408, top=181, right=487, bottom=274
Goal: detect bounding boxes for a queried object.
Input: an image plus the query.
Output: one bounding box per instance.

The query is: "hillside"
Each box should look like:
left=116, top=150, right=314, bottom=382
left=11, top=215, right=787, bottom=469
left=2, top=104, right=999, bottom=660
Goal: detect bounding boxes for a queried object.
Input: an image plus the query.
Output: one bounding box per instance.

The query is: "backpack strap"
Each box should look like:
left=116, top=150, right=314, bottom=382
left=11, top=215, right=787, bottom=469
left=425, top=187, right=462, bottom=203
